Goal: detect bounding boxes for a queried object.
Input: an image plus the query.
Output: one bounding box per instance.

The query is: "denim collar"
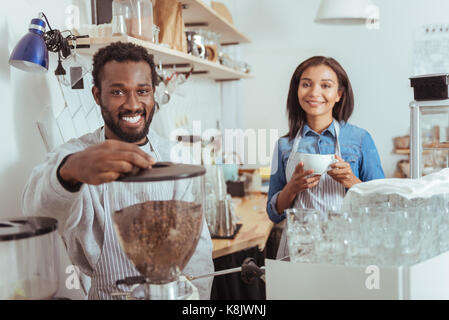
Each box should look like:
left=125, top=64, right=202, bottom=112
left=302, top=121, right=337, bottom=138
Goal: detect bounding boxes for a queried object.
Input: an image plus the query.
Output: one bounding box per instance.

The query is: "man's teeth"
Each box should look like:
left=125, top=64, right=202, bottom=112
left=122, top=115, right=141, bottom=123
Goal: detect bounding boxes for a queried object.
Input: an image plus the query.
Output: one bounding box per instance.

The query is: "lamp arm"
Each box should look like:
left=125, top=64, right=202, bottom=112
left=40, top=12, right=53, bottom=31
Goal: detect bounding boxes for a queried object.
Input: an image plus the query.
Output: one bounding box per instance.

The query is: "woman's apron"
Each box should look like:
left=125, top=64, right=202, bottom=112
left=88, top=132, right=174, bottom=300
left=276, top=119, right=346, bottom=259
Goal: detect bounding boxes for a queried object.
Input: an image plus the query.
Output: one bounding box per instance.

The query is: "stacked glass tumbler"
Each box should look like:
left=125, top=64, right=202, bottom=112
left=286, top=193, right=449, bottom=266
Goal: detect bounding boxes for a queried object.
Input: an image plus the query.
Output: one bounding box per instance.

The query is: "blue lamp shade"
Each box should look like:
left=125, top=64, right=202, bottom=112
left=9, top=18, right=49, bottom=73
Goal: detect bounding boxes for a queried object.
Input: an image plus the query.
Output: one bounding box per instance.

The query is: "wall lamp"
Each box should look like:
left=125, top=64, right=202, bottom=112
left=8, top=12, right=89, bottom=80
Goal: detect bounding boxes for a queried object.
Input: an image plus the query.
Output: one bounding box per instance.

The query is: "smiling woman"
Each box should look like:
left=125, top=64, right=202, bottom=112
left=266, top=56, right=385, bottom=259
left=297, top=64, right=343, bottom=131
left=286, top=56, right=354, bottom=140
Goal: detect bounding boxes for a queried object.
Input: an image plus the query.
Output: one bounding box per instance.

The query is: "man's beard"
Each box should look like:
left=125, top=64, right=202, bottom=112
left=99, top=101, right=155, bottom=143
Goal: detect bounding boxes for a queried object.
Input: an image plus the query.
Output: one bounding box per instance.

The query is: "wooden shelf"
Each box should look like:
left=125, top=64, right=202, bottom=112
left=393, top=149, right=410, bottom=155
left=181, top=0, right=250, bottom=44
left=393, top=148, right=445, bottom=155
left=76, top=36, right=252, bottom=81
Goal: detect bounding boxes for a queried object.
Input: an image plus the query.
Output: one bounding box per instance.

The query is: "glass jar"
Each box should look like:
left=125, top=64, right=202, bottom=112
left=152, top=24, right=160, bottom=44
left=127, top=0, right=154, bottom=41
left=112, top=0, right=130, bottom=36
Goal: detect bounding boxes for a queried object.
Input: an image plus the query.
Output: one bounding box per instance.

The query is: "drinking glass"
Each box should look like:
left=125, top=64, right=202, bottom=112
left=315, top=208, right=349, bottom=265
left=397, top=208, right=421, bottom=265
left=438, top=205, right=449, bottom=254
left=378, top=207, right=401, bottom=266
left=286, top=208, right=320, bottom=263
left=346, top=207, right=379, bottom=266
left=419, top=204, right=440, bottom=261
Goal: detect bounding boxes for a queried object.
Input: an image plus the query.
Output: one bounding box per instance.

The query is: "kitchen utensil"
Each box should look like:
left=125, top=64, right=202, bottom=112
left=0, top=217, right=59, bottom=300
left=60, top=45, right=92, bottom=88
left=215, top=195, right=235, bottom=237
left=186, top=258, right=265, bottom=283
left=108, top=161, right=206, bottom=299
left=185, top=31, right=205, bottom=59
left=203, top=165, right=236, bottom=237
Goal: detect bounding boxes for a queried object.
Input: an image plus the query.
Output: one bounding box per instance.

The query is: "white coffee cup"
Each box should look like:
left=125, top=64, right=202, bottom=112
left=298, top=153, right=337, bottom=175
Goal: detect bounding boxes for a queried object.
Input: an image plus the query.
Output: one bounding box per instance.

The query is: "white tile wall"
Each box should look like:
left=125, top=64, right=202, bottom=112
left=72, top=107, right=91, bottom=137
left=86, top=107, right=100, bottom=132
left=151, top=77, right=222, bottom=141
left=56, top=106, right=78, bottom=143
left=36, top=106, right=65, bottom=152
left=78, top=74, right=96, bottom=115
left=61, top=85, right=82, bottom=117
left=37, top=71, right=104, bottom=151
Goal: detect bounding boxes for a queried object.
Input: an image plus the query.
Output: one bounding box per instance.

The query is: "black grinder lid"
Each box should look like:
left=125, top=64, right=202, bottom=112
left=0, top=217, right=58, bottom=241
left=117, top=162, right=206, bottom=182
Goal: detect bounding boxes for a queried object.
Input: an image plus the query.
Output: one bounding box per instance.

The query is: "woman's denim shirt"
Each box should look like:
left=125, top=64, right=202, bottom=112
left=267, top=121, right=385, bottom=223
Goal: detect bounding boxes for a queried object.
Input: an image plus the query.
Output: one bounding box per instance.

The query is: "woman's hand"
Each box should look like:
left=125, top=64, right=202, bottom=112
left=275, top=162, right=321, bottom=214
left=286, top=162, right=321, bottom=194
left=327, top=154, right=361, bottom=188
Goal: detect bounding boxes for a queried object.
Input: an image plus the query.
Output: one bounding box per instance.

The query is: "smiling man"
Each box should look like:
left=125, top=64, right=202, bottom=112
left=22, top=42, right=214, bottom=300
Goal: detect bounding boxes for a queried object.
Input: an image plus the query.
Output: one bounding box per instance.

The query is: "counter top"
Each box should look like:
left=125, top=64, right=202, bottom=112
left=212, top=193, right=272, bottom=259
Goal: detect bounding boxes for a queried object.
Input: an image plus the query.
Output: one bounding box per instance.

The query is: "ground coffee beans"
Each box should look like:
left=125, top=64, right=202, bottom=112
left=113, top=200, right=203, bottom=284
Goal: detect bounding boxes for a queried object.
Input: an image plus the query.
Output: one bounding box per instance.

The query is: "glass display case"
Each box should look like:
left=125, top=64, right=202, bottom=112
left=410, top=99, right=449, bottom=178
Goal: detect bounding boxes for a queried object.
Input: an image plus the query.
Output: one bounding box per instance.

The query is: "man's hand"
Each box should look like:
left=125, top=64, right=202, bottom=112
left=327, top=154, right=361, bottom=188
left=59, top=140, right=156, bottom=186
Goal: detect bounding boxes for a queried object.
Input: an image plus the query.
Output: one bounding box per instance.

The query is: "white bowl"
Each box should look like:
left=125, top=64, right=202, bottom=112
left=298, top=153, right=336, bottom=175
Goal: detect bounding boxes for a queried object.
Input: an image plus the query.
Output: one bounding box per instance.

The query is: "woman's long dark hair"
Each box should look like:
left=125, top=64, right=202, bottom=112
left=285, top=56, right=354, bottom=141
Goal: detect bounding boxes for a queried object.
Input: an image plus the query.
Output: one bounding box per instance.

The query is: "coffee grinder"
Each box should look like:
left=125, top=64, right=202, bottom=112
left=108, top=162, right=206, bottom=300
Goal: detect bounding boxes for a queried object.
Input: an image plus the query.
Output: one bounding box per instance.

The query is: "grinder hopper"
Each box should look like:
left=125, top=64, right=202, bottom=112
left=108, top=162, right=206, bottom=298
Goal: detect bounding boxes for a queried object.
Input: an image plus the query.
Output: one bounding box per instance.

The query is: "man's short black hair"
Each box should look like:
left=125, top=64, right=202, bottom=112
left=92, top=41, right=159, bottom=91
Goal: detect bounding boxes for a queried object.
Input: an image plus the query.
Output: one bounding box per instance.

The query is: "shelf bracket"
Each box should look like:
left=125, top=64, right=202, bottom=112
left=185, top=22, right=209, bottom=28
left=221, top=42, right=240, bottom=46
left=215, top=78, right=241, bottom=82
left=162, top=63, right=192, bottom=69
left=186, top=70, right=209, bottom=75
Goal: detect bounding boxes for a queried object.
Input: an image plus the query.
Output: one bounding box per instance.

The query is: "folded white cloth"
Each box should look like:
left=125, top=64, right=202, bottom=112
left=343, top=168, right=449, bottom=210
